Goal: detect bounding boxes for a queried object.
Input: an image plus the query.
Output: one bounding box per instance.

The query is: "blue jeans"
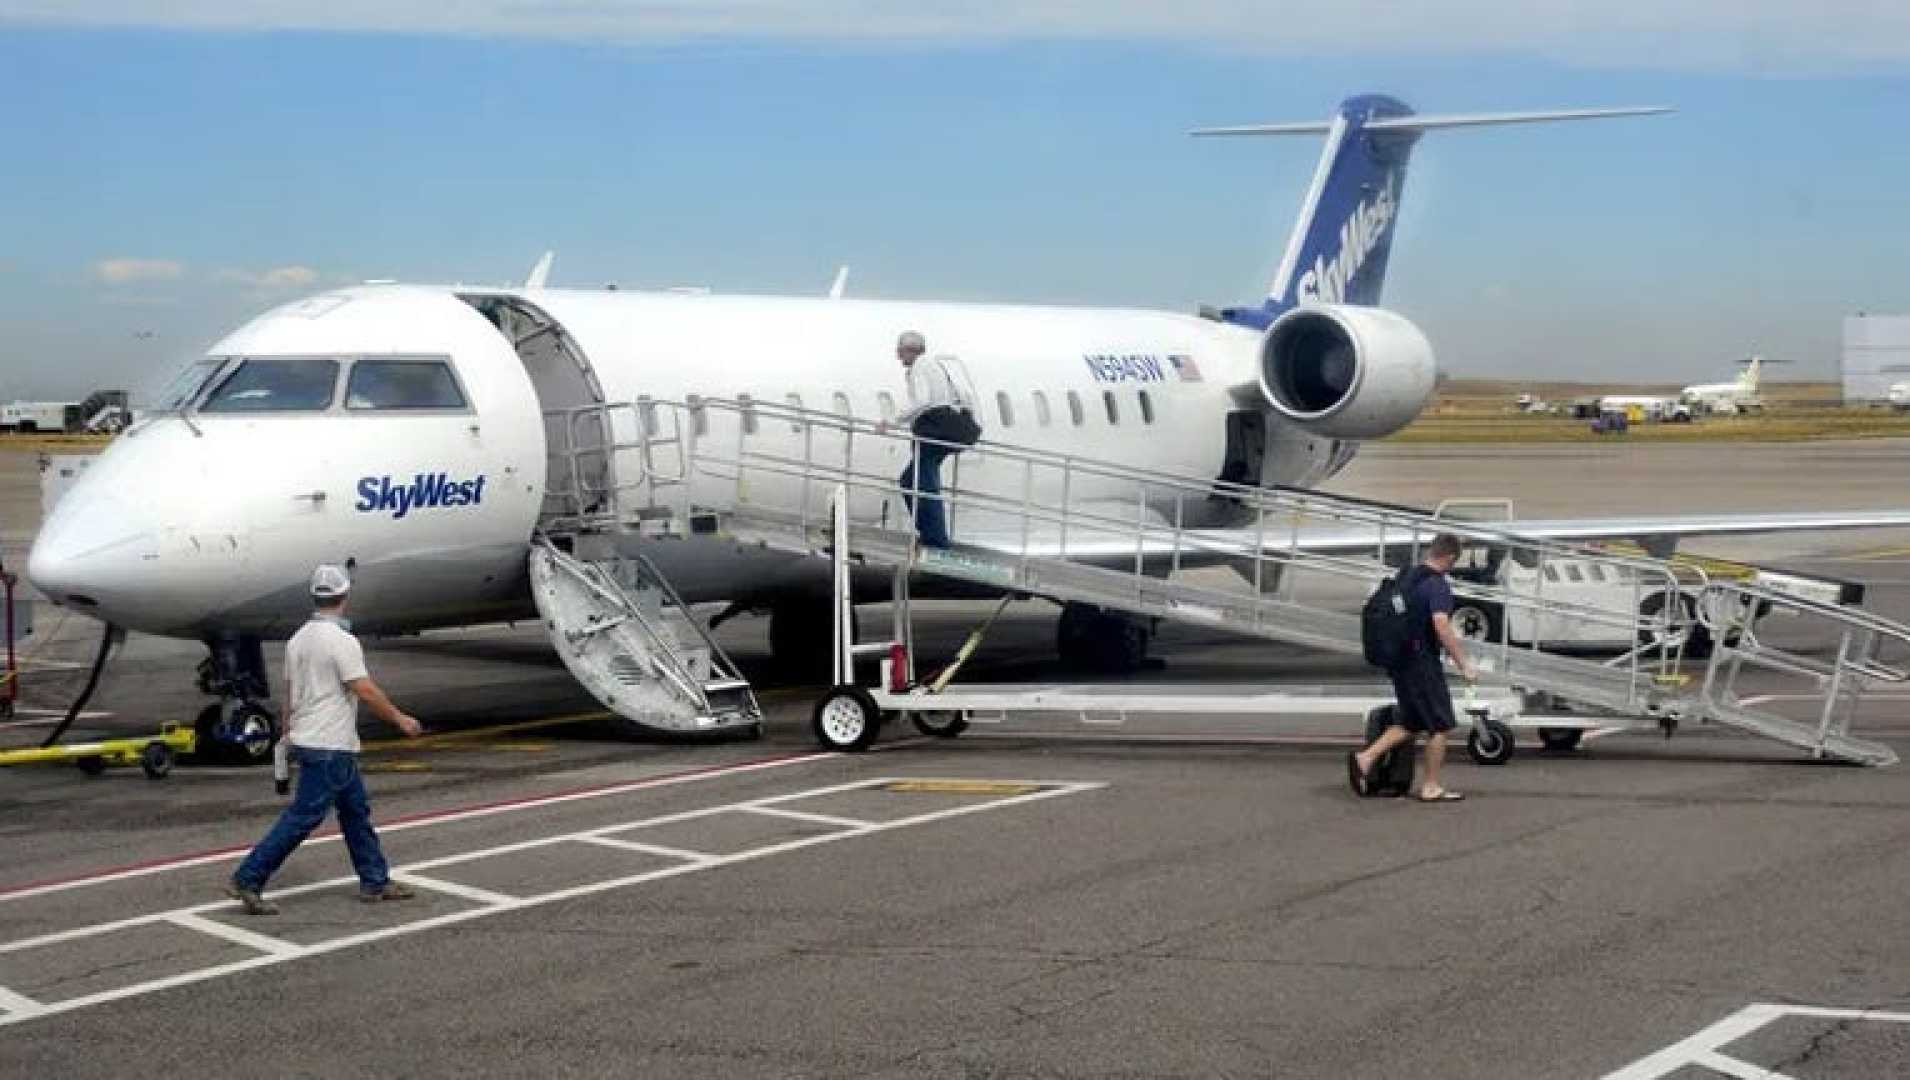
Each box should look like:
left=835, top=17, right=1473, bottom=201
left=899, top=444, right=953, bottom=547
left=234, top=747, right=390, bottom=892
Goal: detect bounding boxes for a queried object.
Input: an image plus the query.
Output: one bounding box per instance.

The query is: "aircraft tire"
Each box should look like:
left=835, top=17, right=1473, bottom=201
left=911, top=710, right=968, bottom=739
left=1538, top=727, right=1583, bottom=753
left=812, top=685, right=881, bottom=752
left=1056, top=604, right=1149, bottom=674
left=771, top=598, right=851, bottom=681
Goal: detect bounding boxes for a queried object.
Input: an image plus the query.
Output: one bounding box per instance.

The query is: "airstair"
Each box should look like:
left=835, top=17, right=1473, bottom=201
left=539, top=395, right=1909, bottom=766
left=528, top=537, right=760, bottom=737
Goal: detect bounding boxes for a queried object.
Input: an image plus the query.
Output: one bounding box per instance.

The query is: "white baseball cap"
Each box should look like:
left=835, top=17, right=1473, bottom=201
left=310, top=563, right=352, bottom=599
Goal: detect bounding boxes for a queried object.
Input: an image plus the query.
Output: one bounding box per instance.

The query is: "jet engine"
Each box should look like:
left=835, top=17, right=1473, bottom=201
left=1256, top=305, right=1436, bottom=440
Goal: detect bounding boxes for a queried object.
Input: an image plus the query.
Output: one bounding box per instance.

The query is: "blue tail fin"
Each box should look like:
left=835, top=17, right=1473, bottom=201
left=1193, top=97, right=1670, bottom=329
left=1268, top=93, right=1416, bottom=311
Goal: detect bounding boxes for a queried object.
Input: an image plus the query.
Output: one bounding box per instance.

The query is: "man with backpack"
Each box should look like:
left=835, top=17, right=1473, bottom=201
left=1351, top=532, right=1478, bottom=802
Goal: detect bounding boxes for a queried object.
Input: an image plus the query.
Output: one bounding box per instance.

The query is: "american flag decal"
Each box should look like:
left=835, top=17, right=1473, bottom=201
left=1168, top=354, right=1202, bottom=382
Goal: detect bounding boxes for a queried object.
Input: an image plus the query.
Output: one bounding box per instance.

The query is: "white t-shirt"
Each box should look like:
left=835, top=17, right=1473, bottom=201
left=285, top=617, right=369, bottom=752
left=897, top=355, right=970, bottom=425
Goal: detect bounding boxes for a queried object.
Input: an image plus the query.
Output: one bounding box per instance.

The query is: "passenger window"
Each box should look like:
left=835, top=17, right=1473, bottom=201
left=1103, top=391, right=1119, bottom=425
left=1565, top=565, right=1585, bottom=583
left=1032, top=390, right=1052, bottom=427
left=785, top=393, right=804, bottom=432
left=345, top=358, right=466, bottom=411
left=738, top=393, right=758, bottom=435
left=201, top=357, right=340, bottom=413
left=1586, top=564, right=1606, bottom=583
left=877, top=392, right=896, bottom=421
left=687, top=394, right=708, bottom=437
left=1543, top=564, right=1561, bottom=582
left=996, top=391, right=1014, bottom=428
left=1138, top=390, right=1155, bottom=425
left=1067, top=391, right=1084, bottom=426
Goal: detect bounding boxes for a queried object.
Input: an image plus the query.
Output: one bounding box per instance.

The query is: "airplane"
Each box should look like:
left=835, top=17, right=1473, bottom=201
left=28, top=93, right=1910, bottom=760
left=1679, top=355, right=1765, bottom=414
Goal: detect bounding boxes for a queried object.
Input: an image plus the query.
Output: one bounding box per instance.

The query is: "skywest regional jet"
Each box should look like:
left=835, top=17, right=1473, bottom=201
left=28, top=94, right=1910, bottom=755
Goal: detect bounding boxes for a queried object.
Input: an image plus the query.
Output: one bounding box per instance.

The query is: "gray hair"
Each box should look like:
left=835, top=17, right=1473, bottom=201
left=897, top=331, right=926, bottom=353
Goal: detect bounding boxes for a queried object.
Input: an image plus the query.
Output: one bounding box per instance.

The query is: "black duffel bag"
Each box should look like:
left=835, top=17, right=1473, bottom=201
left=911, top=404, right=982, bottom=447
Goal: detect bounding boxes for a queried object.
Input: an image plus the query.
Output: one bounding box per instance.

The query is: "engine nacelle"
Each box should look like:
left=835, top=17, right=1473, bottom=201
left=1257, top=305, right=1437, bottom=440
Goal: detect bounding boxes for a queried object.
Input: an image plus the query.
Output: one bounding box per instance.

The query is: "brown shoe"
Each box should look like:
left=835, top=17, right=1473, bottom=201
left=224, top=882, right=280, bottom=916
left=359, top=880, right=417, bottom=903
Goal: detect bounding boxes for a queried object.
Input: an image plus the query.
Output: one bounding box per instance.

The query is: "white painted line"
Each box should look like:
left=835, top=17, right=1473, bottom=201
left=393, top=873, right=518, bottom=908
left=0, top=777, right=1102, bottom=1028
left=1602, top=1002, right=1786, bottom=1079
left=1692, top=1050, right=1795, bottom=1079
left=0, top=984, right=45, bottom=1016
left=1602, top=1001, right=1910, bottom=1079
left=740, top=806, right=878, bottom=830
left=166, top=912, right=305, bottom=958
left=0, top=750, right=834, bottom=904
left=575, top=835, right=716, bottom=863
left=1738, top=693, right=1910, bottom=707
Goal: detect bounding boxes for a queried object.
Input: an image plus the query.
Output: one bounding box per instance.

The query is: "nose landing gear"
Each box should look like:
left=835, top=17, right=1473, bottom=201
left=194, top=635, right=279, bottom=765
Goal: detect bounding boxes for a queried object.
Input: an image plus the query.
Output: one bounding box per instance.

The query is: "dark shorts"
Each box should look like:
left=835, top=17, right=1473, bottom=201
left=1389, top=660, right=1456, bottom=734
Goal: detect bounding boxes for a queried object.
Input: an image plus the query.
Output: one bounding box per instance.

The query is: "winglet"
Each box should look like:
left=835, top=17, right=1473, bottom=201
left=525, top=251, right=555, bottom=290
left=828, top=265, right=849, bottom=300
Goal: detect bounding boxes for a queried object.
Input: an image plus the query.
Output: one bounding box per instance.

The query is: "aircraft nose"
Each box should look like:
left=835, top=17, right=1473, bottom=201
left=27, top=488, right=158, bottom=614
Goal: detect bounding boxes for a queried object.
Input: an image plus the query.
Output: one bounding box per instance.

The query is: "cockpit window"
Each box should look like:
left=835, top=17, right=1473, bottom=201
left=346, top=358, right=467, bottom=411
left=200, top=357, right=340, bottom=413
left=156, top=356, right=229, bottom=410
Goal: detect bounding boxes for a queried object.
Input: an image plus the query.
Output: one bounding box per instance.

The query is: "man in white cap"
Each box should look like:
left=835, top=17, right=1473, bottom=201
left=886, top=330, right=976, bottom=548
left=226, top=564, right=423, bottom=915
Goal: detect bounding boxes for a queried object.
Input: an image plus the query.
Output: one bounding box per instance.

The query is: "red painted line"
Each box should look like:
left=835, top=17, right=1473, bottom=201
left=0, top=749, right=831, bottom=901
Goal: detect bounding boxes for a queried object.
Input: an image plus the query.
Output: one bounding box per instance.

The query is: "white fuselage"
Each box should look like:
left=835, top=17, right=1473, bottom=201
left=29, top=285, right=1355, bottom=640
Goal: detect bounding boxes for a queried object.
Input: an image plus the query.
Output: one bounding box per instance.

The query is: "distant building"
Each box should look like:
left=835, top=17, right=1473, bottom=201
left=1842, top=315, right=1910, bottom=404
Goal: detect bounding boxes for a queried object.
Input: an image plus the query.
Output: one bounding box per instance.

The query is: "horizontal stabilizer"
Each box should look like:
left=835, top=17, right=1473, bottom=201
left=1192, top=106, right=1670, bottom=138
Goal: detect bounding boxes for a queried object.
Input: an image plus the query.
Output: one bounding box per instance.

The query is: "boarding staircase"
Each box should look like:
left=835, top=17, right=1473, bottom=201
left=528, top=535, right=760, bottom=736
left=537, top=395, right=1910, bottom=765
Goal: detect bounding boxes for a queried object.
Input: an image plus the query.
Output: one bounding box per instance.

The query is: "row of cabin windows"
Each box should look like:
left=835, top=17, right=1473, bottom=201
left=680, top=388, right=1159, bottom=437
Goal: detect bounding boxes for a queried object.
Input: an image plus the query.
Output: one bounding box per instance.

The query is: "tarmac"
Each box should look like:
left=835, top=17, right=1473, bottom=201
left=3, top=440, right=1910, bottom=1078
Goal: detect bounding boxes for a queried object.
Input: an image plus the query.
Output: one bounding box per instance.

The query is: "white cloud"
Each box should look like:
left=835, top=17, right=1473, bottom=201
left=92, top=257, right=185, bottom=285
left=4, top=1, right=1910, bottom=69
left=214, top=265, right=323, bottom=291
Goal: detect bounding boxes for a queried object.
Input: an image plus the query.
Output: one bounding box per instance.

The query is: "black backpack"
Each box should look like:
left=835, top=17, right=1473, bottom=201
left=1361, top=566, right=1427, bottom=671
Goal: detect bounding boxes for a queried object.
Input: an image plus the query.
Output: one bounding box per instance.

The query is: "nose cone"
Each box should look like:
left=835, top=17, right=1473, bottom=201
left=28, top=487, right=160, bottom=619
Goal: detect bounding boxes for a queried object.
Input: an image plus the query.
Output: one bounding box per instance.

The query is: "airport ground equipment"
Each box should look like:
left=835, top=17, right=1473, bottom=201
left=527, top=535, right=761, bottom=737
left=1, top=553, right=19, bottom=721
left=541, top=396, right=1908, bottom=766
left=807, top=489, right=1526, bottom=757
left=0, top=722, right=194, bottom=779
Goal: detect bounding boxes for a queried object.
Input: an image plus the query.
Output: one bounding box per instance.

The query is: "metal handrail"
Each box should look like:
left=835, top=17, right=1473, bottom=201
left=571, top=395, right=1721, bottom=707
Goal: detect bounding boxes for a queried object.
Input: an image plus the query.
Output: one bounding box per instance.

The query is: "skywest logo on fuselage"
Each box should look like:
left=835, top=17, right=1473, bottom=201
left=1296, top=173, right=1398, bottom=305
left=1085, top=354, right=1167, bottom=383
left=355, top=473, right=487, bottom=520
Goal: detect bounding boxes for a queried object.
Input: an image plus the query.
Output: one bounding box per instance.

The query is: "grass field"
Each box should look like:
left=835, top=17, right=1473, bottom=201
left=1394, top=380, right=1910, bottom=443
left=0, top=433, right=112, bottom=455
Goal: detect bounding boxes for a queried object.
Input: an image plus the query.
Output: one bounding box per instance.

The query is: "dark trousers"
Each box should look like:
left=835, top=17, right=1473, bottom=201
left=233, top=747, right=391, bottom=892
left=899, top=444, right=954, bottom=547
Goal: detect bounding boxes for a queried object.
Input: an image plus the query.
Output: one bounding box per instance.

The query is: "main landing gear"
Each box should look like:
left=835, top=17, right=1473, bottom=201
left=194, top=635, right=279, bottom=765
left=1056, top=603, right=1154, bottom=674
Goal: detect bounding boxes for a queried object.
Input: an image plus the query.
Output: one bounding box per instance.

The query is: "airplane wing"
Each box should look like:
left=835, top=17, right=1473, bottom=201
left=951, top=508, right=1910, bottom=562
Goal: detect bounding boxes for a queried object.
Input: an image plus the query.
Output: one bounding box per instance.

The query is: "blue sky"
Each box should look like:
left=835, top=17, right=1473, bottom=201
left=4, top=8, right=1910, bottom=398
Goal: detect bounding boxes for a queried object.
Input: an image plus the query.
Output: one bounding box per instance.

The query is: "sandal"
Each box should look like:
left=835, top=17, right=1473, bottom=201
left=1417, top=788, right=1465, bottom=803
left=1346, top=752, right=1373, bottom=797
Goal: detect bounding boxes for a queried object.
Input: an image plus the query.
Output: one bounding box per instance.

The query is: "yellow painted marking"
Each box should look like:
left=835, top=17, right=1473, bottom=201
left=1848, top=545, right=1910, bottom=562
left=364, top=760, right=431, bottom=773
left=360, top=711, right=609, bottom=753
left=881, top=780, right=1043, bottom=796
